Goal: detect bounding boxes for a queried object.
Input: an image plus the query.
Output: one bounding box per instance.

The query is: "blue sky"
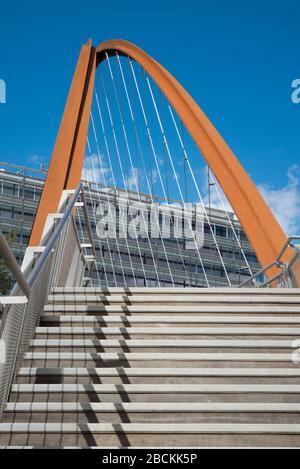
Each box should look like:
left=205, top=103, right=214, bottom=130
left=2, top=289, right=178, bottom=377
left=0, top=0, right=299, bottom=232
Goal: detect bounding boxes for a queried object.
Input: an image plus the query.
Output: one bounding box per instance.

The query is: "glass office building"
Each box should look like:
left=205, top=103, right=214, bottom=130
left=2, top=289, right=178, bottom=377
left=0, top=162, right=260, bottom=288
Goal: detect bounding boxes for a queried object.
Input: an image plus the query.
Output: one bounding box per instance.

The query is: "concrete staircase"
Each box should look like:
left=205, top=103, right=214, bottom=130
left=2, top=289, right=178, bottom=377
left=1, top=287, right=300, bottom=447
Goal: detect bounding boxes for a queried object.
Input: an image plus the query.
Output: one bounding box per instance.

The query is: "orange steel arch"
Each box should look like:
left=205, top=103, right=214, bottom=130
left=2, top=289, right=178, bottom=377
left=30, top=38, right=296, bottom=283
left=96, top=40, right=295, bottom=277
left=30, top=40, right=96, bottom=246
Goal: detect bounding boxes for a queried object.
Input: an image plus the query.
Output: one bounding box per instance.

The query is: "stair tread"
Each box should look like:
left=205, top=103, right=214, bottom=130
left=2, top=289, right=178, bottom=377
left=5, top=402, right=300, bottom=412
left=51, top=287, right=300, bottom=295
left=11, top=383, right=300, bottom=393
left=46, top=294, right=300, bottom=304
left=5, top=287, right=300, bottom=448
left=32, top=327, right=300, bottom=335
left=38, top=316, right=300, bottom=324
left=17, top=367, right=300, bottom=377
left=30, top=339, right=296, bottom=348
left=23, top=352, right=295, bottom=361
left=2, top=422, right=300, bottom=434
left=42, top=305, right=300, bottom=312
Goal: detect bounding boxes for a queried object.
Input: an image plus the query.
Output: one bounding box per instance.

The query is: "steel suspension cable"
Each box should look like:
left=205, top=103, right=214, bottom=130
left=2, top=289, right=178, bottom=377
left=117, top=54, right=191, bottom=287
left=92, top=96, right=137, bottom=287
left=117, top=54, right=181, bottom=286
left=207, top=168, right=254, bottom=278
left=89, top=112, right=128, bottom=285
left=86, top=127, right=122, bottom=286
left=105, top=53, right=161, bottom=287
left=84, top=140, right=115, bottom=286
left=168, top=105, right=232, bottom=286
left=99, top=68, right=149, bottom=287
left=95, top=79, right=137, bottom=286
left=116, top=53, right=178, bottom=286
left=145, top=76, right=210, bottom=287
left=82, top=151, right=111, bottom=286
left=128, top=58, right=195, bottom=286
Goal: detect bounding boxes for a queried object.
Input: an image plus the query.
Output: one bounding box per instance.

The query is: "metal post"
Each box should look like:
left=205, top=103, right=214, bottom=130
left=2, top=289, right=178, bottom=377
left=0, top=230, right=30, bottom=298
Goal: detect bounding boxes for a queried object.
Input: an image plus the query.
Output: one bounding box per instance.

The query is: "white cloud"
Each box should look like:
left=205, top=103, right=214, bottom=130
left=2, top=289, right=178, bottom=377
left=27, top=154, right=47, bottom=168
left=198, top=164, right=300, bottom=235
left=258, top=164, right=300, bottom=235
left=83, top=153, right=112, bottom=186
left=171, top=170, right=180, bottom=182
left=157, top=156, right=165, bottom=167
left=82, top=152, right=300, bottom=236
left=149, top=168, right=158, bottom=186
left=125, top=167, right=140, bottom=191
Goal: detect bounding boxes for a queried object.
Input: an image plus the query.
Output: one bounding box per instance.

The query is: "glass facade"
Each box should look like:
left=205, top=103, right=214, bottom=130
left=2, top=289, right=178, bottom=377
left=0, top=163, right=261, bottom=288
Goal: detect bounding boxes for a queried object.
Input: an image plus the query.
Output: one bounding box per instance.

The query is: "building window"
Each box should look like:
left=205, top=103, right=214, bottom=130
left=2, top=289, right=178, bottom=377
left=215, top=225, right=227, bottom=238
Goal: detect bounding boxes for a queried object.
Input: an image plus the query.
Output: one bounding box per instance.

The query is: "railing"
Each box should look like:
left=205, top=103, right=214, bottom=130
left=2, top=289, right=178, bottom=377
left=0, top=161, right=47, bottom=179
left=0, top=183, right=95, bottom=418
left=0, top=230, right=30, bottom=300
left=238, top=236, right=300, bottom=288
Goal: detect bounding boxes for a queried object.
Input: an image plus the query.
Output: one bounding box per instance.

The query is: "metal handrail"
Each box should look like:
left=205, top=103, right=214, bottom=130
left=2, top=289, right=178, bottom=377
left=0, top=183, right=83, bottom=304
left=0, top=182, right=97, bottom=419
left=27, top=183, right=82, bottom=288
left=0, top=161, right=47, bottom=177
left=238, top=236, right=300, bottom=288
left=276, top=236, right=300, bottom=263
left=0, top=230, right=30, bottom=298
left=1, top=181, right=98, bottom=301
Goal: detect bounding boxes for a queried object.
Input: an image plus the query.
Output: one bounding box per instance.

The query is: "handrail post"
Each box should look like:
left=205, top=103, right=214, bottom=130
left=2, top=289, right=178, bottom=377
left=0, top=230, right=30, bottom=298
left=80, top=187, right=96, bottom=259
left=238, top=236, right=300, bottom=288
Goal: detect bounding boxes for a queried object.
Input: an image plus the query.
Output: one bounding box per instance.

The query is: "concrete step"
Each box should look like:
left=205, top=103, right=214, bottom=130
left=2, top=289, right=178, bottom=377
left=34, top=328, right=300, bottom=342
left=5, top=287, right=300, bottom=448
left=1, top=423, right=300, bottom=447
left=33, top=326, right=300, bottom=336
left=32, top=328, right=300, bottom=342
left=29, top=339, right=296, bottom=353
left=9, top=393, right=300, bottom=404
left=46, top=294, right=300, bottom=305
left=5, top=422, right=300, bottom=432
left=4, top=414, right=300, bottom=425
left=11, top=383, right=300, bottom=395
left=31, top=327, right=300, bottom=343
left=17, top=367, right=300, bottom=378
left=42, top=304, right=300, bottom=314
left=21, top=351, right=299, bottom=371
left=6, top=401, right=300, bottom=414
left=22, top=352, right=297, bottom=367
left=39, top=315, right=300, bottom=325
left=15, top=366, right=300, bottom=385
left=50, top=287, right=300, bottom=296
left=3, top=402, right=300, bottom=425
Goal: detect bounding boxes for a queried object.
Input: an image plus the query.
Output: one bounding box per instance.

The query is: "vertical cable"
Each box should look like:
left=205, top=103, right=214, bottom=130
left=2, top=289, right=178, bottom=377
left=82, top=146, right=112, bottom=286
left=146, top=76, right=210, bottom=287
left=128, top=58, right=193, bottom=287
left=118, top=54, right=182, bottom=286
left=88, top=116, right=127, bottom=286
left=208, top=169, right=254, bottom=279
left=99, top=65, right=149, bottom=287
left=94, top=84, right=138, bottom=287
left=108, top=53, right=162, bottom=287
left=168, top=104, right=232, bottom=286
